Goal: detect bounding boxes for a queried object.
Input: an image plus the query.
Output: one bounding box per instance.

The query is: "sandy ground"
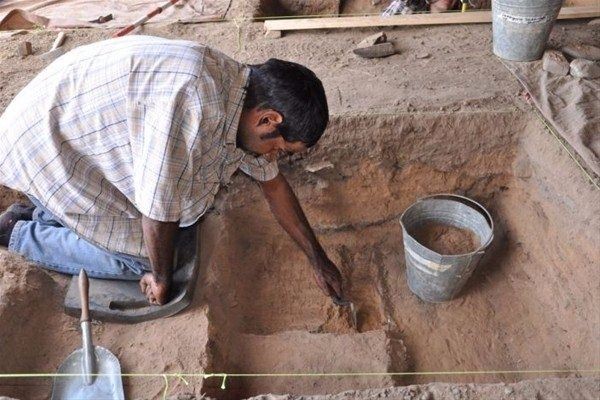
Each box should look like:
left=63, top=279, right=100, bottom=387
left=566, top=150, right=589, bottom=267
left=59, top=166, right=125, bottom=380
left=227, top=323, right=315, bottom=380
left=0, top=12, right=599, bottom=400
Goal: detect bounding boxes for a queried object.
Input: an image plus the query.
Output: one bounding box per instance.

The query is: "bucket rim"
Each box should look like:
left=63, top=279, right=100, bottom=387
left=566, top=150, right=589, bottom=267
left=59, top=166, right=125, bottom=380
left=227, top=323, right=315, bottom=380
left=399, top=193, right=494, bottom=257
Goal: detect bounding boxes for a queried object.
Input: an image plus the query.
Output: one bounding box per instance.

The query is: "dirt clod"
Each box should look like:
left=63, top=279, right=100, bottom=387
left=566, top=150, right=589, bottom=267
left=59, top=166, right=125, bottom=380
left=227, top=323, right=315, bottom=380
left=411, top=223, right=480, bottom=255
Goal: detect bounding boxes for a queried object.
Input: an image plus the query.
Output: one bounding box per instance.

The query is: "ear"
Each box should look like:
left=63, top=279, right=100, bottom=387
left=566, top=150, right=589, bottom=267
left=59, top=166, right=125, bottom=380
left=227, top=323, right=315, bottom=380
left=257, top=109, right=283, bottom=127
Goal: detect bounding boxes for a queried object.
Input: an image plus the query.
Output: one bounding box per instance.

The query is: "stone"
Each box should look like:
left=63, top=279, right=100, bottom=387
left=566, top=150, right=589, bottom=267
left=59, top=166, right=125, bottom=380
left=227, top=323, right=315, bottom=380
left=569, top=58, right=600, bottom=79
left=416, top=52, right=431, bottom=59
left=588, top=18, right=600, bottom=25
left=420, top=391, right=432, bottom=400
left=356, top=31, right=387, bottom=49
left=305, top=161, right=334, bottom=173
left=542, top=50, right=569, bottom=76
left=353, top=42, right=396, bottom=58
left=451, top=387, right=462, bottom=399
left=562, top=43, right=600, bottom=61
left=17, top=41, right=32, bottom=57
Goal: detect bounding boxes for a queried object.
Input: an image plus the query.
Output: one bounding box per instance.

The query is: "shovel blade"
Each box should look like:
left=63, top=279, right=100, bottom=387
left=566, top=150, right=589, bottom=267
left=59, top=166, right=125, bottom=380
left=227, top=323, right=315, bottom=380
left=51, top=346, right=124, bottom=400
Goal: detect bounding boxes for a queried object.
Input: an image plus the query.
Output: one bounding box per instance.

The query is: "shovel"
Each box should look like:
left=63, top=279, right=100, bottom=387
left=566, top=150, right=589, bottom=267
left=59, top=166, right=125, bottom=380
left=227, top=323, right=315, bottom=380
left=51, top=270, right=125, bottom=400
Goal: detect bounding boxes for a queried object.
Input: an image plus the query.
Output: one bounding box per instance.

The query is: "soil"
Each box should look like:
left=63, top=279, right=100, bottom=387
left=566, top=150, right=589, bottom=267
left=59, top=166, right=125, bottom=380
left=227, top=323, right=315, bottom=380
left=243, top=377, right=600, bottom=400
left=411, top=223, right=480, bottom=255
left=0, top=10, right=598, bottom=400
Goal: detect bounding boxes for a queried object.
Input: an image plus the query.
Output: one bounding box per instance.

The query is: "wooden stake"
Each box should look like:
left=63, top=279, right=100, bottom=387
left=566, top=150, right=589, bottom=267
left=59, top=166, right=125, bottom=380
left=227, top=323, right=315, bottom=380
left=17, top=41, right=32, bottom=57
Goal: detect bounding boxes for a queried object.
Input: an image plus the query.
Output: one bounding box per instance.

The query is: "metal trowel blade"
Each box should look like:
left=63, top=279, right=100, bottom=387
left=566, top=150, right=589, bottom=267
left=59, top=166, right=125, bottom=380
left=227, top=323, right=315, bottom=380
left=331, top=295, right=358, bottom=330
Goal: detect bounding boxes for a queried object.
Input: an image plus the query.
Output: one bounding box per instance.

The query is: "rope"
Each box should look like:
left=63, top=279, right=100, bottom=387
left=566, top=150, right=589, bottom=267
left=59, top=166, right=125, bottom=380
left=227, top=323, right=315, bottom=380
left=1, top=369, right=598, bottom=389
left=531, top=106, right=600, bottom=190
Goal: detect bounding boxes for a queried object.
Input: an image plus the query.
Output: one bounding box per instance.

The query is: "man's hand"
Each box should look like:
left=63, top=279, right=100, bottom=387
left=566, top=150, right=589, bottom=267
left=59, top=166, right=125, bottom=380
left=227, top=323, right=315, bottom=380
left=139, top=273, right=170, bottom=305
left=312, top=257, right=343, bottom=299
left=140, top=216, right=178, bottom=306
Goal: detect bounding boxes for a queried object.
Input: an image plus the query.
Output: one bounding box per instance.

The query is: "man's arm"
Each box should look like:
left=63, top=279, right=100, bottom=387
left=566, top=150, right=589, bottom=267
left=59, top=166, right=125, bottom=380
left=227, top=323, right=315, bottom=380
left=259, top=172, right=343, bottom=299
left=139, top=215, right=179, bottom=305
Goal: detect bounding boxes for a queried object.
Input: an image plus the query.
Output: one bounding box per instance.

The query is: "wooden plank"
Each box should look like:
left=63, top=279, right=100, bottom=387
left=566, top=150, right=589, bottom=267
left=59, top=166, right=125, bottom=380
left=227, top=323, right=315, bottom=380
left=264, top=6, right=600, bottom=32
left=565, top=0, right=597, bottom=6
left=265, top=11, right=493, bottom=31
left=557, top=5, right=600, bottom=18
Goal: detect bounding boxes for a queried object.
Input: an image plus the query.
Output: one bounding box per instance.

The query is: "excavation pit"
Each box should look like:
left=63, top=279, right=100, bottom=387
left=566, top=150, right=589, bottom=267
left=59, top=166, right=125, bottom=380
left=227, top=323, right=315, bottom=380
left=198, top=111, right=599, bottom=397
left=0, top=111, right=598, bottom=399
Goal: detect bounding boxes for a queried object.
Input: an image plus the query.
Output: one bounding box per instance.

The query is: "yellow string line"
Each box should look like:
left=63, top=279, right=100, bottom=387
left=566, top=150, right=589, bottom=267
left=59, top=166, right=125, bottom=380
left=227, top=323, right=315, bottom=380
left=1, top=369, right=598, bottom=378
left=2, top=370, right=597, bottom=392
left=161, top=374, right=168, bottom=400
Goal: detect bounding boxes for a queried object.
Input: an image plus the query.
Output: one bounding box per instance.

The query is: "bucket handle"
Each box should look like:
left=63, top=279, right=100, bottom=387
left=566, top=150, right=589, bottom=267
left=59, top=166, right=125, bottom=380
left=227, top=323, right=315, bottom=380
left=415, top=193, right=495, bottom=249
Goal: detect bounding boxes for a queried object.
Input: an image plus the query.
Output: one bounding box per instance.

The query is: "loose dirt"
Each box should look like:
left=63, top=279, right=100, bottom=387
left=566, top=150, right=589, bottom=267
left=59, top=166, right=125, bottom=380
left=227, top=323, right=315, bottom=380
left=243, top=377, right=600, bottom=400
left=0, top=13, right=598, bottom=400
left=411, top=222, right=480, bottom=255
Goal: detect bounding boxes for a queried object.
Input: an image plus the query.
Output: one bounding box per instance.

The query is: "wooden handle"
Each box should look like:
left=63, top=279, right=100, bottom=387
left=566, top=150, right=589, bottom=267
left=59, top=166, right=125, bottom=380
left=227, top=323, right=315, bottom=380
left=79, top=269, right=90, bottom=322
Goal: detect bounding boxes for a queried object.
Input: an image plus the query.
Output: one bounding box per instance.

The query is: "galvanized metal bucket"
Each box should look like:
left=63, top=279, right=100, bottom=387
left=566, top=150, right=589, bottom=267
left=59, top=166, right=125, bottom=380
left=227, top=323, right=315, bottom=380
left=399, top=194, right=494, bottom=303
left=492, top=0, right=563, bottom=61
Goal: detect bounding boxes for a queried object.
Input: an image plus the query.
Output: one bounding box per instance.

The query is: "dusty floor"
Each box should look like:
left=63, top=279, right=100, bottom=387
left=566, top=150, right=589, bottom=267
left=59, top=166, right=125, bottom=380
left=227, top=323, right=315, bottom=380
left=0, top=13, right=598, bottom=400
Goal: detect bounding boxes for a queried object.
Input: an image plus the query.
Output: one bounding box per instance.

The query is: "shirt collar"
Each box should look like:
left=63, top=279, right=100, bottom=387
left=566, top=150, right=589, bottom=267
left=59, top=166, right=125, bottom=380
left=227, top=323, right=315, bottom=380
left=224, top=65, right=250, bottom=150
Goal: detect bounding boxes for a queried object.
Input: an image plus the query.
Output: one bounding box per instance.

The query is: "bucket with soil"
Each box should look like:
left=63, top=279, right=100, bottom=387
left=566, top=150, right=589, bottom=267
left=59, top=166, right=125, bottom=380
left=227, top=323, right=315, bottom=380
left=399, top=194, right=494, bottom=303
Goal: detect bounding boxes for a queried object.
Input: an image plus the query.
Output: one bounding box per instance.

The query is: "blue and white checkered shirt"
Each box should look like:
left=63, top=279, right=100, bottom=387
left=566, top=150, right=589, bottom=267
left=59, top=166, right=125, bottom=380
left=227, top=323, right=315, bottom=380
left=0, top=36, right=279, bottom=257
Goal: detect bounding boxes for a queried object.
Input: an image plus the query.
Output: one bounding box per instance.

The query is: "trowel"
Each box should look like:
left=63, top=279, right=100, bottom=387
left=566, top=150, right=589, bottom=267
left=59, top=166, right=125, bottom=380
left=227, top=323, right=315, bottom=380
left=51, top=270, right=124, bottom=400
left=331, top=294, right=358, bottom=330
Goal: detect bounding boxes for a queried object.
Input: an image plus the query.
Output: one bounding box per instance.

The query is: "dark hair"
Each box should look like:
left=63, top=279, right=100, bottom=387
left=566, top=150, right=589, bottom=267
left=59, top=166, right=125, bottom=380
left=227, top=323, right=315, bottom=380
left=245, top=59, right=329, bottom=148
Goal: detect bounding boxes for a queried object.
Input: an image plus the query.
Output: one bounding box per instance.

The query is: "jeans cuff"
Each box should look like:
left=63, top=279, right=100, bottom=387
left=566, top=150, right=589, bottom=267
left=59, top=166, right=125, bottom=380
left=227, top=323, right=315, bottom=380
left=7, top=220, right=26, bottom=253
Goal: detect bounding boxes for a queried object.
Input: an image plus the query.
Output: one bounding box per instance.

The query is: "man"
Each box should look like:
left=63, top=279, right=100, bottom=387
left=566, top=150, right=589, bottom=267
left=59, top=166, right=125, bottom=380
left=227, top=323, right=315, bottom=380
left=0, top=35, right=343, bottom=306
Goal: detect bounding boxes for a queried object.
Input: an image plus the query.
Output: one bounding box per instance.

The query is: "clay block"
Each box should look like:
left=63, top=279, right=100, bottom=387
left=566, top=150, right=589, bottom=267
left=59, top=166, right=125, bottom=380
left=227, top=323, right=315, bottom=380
left=356, top=31, right=387, bottom=49
left=40, top=47, right=66, bottom=62
left=353, top=42, right=395, bottom=59
left=562, top=44, right=600, bottom=62
left=542, top=50, right=569, bottom=76
left=221, top=331, right=407, bottom=395
left=569, top=58, right=600, bottom=79
left=17, top=41, right=32, bottom=57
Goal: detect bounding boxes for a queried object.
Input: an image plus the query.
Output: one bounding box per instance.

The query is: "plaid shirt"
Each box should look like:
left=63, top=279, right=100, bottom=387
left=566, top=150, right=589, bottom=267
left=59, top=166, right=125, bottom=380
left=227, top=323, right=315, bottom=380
left=0, top=36, right=278, bottom=257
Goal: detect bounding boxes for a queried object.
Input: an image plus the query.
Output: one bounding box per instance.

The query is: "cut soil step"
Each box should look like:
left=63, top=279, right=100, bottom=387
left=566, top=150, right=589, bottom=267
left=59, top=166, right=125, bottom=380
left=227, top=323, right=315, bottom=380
left=203, top=331, right=407, bottom=398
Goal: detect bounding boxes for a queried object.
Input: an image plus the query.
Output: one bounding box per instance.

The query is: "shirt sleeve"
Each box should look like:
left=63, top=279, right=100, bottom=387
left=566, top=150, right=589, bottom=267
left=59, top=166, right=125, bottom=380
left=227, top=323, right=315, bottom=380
left=130, top=100, right=199, bottom=222
left=238, top=155, right=280, bottom=182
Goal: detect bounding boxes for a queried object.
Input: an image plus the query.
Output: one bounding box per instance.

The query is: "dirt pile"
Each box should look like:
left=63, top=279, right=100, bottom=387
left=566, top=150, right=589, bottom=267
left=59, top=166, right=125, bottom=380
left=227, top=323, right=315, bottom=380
left=0, top=252, right=64, bottom=371
left=317, top=303, right=357, bottom=334
left=411, top=223, right=480, bottom=255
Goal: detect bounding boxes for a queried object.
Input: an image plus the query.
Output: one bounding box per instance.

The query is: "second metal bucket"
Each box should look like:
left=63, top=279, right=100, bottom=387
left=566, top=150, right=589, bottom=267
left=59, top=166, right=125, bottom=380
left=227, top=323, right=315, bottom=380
left=492, top=0, right=564, bottom=61
left=399, top=194, right=494, bottom=303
